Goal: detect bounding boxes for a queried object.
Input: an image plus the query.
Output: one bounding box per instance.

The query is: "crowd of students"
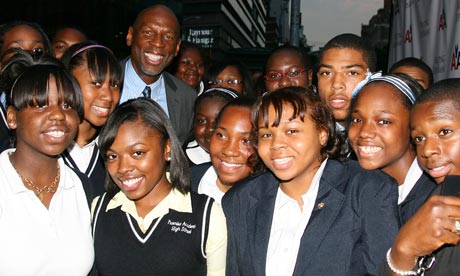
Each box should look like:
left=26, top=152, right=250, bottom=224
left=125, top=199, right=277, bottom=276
left=0, top=3, right=460, bottom=276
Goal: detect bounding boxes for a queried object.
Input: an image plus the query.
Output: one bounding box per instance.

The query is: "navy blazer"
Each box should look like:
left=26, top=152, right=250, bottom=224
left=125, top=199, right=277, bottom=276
left=381, top=184, right=460, bottom=276
left=222, top=159, right=400, bottom=276
left=399, top=172, right=436, bottom=224
left=190, top=162, right=212, bottom=193
left=119, top=58, right=197, bottom=146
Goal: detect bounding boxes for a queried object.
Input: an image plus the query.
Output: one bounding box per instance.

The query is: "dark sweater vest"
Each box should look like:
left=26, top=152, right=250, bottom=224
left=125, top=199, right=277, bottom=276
left=61, top=144, right=106, bottom=197
left=93, top=191, right=213, bottom=276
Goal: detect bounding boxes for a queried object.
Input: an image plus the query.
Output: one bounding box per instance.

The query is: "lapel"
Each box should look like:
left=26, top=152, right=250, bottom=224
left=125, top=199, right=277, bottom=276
left=294, top=160, right=348, bottom=275
left=162, top=72, right=180, bottom=128
left=246, top=173, right=279, bottom=276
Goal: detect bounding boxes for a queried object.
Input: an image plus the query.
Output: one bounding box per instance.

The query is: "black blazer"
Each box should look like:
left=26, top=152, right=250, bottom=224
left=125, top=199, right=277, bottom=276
left=222, top=159, right=400, bottom=276
left=119, top=58, right=197, bottom=145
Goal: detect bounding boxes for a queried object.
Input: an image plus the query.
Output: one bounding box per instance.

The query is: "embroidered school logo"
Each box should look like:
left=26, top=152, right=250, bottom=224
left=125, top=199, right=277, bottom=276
left=451, top=44, right=460, bottom=71
left=167, top=219, right=197, bottom=234
left=405, top=25, right=412, bottom=43
left=439, top=9, right=447, bottom=30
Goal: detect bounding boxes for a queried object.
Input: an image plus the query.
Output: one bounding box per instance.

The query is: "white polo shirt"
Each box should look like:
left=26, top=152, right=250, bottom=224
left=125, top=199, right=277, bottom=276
left=0, top=149, right=94, bottom=276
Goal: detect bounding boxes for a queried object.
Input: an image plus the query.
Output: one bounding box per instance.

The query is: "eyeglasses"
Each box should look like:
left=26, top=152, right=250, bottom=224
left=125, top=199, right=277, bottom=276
left=207, top=79, right=242, bottom=86
left=264, top=68, right=306, bottom=81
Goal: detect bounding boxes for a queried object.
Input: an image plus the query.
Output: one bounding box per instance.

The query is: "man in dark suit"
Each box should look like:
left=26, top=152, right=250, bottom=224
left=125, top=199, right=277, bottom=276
left=119, top=4, right=197, bottom=145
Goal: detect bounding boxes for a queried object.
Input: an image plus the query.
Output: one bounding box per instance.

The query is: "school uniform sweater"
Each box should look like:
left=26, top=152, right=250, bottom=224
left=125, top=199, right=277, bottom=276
left=62, top=141, right=106, bottom=197
left=92, top=190, right=216, bottom=276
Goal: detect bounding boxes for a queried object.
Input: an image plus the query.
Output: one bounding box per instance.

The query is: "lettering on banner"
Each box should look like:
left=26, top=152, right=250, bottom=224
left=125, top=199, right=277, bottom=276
left=439, top=9, right=447, bottom=31
left=433, top=55, right=446, bottom=74
left=451, top=44, right=460, bottom=71
left=405, top=25, right=412, bottom=43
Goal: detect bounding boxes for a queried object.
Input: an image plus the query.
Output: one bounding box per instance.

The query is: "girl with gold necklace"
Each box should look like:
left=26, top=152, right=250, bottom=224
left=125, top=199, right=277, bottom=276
left=0, top=50, right=94, bottom=275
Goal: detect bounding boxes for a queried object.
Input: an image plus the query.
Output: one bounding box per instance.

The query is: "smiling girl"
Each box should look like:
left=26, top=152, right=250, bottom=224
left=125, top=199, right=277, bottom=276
left=92, top=97, right=226, bottom=275
left=222, top=86, right=400, bottom=276
left=60, top=41, right=122, bottom=196
left=348, top=73, right=436, bottom=223
left=191, top=96, right=262, bottom=204
left=0, top=51, right=94, bottom=275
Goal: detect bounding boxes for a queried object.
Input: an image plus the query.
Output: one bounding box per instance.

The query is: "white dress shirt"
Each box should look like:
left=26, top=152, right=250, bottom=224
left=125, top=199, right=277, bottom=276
left=266, top=159, right=327, bottom=276
left=398, top=158, right=423, bottom=204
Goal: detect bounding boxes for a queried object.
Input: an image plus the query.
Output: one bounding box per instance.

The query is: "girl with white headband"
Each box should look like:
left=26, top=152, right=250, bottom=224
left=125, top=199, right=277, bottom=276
left=348, top=73, right=436, bottom=224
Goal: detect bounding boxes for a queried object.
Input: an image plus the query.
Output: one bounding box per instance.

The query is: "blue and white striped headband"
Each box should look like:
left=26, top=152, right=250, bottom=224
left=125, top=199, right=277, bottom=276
left=197, top=87, right=239, bottom=99
left=351, top=71, right=416, bottom=104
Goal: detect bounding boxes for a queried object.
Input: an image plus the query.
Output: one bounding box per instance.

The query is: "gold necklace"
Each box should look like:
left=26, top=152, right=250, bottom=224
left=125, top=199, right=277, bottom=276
left=9, top=155, right=60, bottom=202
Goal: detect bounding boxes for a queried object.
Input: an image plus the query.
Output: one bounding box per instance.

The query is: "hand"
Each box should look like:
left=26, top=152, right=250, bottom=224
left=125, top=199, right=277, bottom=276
left=390, top=195, right=460, bottom=271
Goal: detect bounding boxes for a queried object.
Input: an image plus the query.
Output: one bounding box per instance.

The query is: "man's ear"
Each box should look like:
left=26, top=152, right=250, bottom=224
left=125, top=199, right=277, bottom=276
left=126, top=26, right=134, bottom=47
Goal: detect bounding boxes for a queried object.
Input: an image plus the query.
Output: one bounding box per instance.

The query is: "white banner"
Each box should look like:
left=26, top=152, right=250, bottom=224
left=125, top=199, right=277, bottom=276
left=388, top=0, right=460, bottom=82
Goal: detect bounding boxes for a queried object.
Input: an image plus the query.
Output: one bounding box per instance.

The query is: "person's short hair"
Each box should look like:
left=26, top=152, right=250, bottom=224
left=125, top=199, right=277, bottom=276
left=194, top=87, right=238, bottom=113
left=320, top=33, right=376, bottom=72
left=264, top=44, right=313, bottom=72
left=215, top=95, right=263, bottom=174
left=167, top=41, right=204, bottom=74
left=204, top=59, right=254, bottom=96
left=0, top=20, right=52, bottom=57
left=252, top=86, right=341, bottom=160
left=99, top=97, right=190, bottom=196
left=51, top=25, right=88, bottom=41
left=389, top=57, right=434, bottom=87
left=2, top=49, right=83, bottom=118
left=417, top=78, right=460, bottom=111
left=61, top=41, right=122, bottom=90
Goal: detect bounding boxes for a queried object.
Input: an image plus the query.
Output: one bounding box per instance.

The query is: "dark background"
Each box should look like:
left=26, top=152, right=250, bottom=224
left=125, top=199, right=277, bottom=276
left=1, top=0, right=185, bottom=59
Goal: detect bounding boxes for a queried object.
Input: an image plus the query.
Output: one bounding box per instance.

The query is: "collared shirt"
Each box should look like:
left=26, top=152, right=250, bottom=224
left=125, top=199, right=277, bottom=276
left=186, top=140, right=211, bottom=165
left=92, top=188, right=227, bottom=276
left=197, top=166, right=225, bottom=205
left=398, top=158, right=423, bottom=204
left=66, top=139, right=98, bottom=173
left=0, top=149, right=94, bottom=275
left=266, top=159, right=328, bottom=276
left=120, top=58, right=169, bottom=117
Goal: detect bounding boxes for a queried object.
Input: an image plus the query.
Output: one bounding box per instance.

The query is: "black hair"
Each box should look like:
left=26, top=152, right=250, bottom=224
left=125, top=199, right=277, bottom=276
left=214, top=96, right=264, bottom=174
left=252, top=86, right=340, bottom=160
left=99, top=97, right=190, bottom=196
left=264, top=44, right=313, bottom=73
left=1, top=49, right=83, bottom=118
left=204, top=58, right=254, bottom=96
left=194, top=87, right=238, bottom=113
left=51, top=25, right=88, bottom=42
left=417, top=78, right=460, bottom=111
left=61, top=41, right=122, bottom=90
left=389, top=57, right=434, bottom=87
left=167, top=41, right=204, bottom=75
left=0, top=20, right=52, bottom=58
left=351, top=73, right=424, bottom=115
left=320, top=33, right=377, bottom=72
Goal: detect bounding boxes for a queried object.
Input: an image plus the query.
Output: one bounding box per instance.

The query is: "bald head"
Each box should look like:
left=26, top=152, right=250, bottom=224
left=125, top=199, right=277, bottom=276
left=134, top=5, right=180, bottom=36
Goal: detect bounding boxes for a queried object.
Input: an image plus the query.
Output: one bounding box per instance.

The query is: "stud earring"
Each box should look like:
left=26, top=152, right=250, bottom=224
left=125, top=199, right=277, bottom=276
left=166, top=156, right=171, bottom=161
